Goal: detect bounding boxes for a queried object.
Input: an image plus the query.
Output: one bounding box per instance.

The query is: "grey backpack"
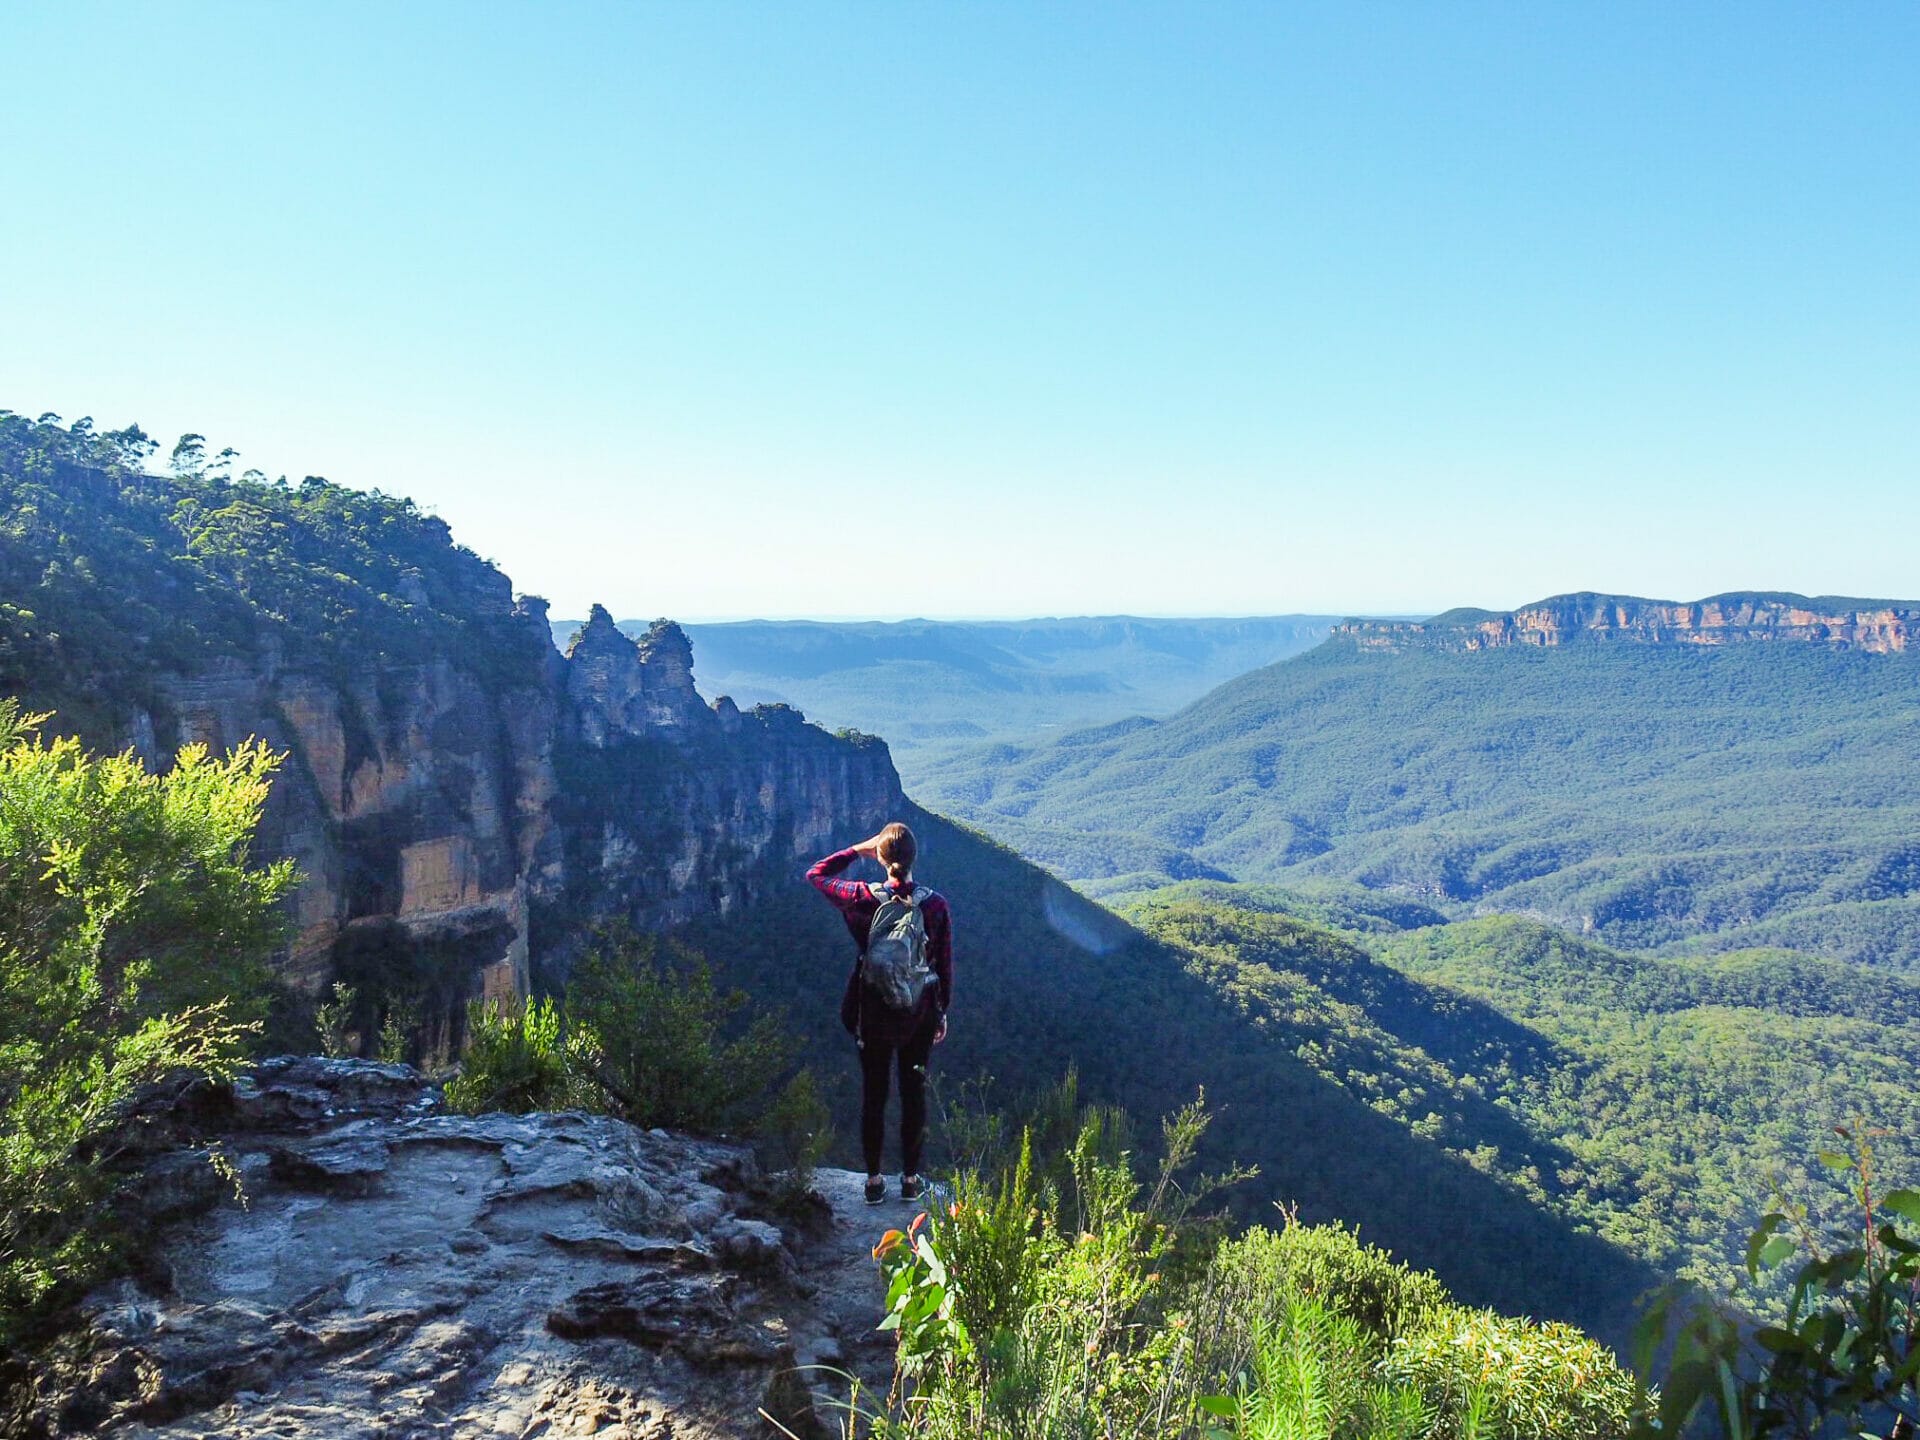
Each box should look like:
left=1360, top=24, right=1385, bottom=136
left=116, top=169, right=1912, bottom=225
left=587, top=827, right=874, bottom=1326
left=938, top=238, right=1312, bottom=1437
left=862, top=884, right=934, bottom=1013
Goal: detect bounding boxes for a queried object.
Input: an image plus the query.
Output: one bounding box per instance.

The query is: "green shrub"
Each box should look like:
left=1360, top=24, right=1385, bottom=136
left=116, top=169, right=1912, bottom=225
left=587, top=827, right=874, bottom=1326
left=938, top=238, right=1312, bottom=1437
left=1384, top=1307, right=1636, bottom=1440
left=438, top=929, right=801, bottom=1141
left=1217, top=1297, right=1432, bottom=1440
left=312, top=982, right=360, bottom=1060
left=376, top=1002, right=416, bottom=1066
left=568, top=927, right=789, bottom=1133
left=943, top=1131, right=1046, bottom=1344
left=1631, top=1125, right=1920, bottom=1438
left=442, top=995, right=599, bottom=1116
left=1210, top=1219, right=1450, bottom=1348
left=0, top=701, right=293, bottom=1349
left=875, top=1212, right=975, bottom=1388
left=756, top=1067, right=833, bottom=1203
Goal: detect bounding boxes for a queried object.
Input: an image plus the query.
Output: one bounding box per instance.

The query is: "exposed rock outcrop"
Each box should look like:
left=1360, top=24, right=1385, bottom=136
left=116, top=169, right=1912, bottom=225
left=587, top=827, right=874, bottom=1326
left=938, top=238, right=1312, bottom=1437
left=1338, top=591, right=1917, bottom=654
left=114, top=587, right=901, bottom=1029
left=14, top=1060, right=904, bottom=1439
left=549, top=616, right=901, bottom=960
left=133, top=617, right=562, bottom=1007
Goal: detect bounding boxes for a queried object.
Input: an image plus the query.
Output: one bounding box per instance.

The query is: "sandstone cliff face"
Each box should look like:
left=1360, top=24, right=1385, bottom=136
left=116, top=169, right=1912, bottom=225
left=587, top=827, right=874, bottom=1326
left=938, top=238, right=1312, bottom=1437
left=552, top=608, right=901, bottom=961
left=125, top=599, right=901, bottom=1022
left=128, top=600, right=563, bottom=1010
left=1338, top=592, right=1916, bottom=653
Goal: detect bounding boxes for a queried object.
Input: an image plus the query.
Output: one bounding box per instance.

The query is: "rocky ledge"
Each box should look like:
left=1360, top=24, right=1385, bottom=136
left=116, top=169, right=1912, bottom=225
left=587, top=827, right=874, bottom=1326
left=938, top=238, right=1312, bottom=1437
left=14, top=1060, right=904, bottom=1440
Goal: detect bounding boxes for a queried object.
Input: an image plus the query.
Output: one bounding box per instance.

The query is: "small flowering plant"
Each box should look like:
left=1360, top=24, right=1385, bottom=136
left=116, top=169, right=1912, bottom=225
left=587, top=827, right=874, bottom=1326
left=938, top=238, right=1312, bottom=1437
left=873, top=1209, right=975, bottom=1382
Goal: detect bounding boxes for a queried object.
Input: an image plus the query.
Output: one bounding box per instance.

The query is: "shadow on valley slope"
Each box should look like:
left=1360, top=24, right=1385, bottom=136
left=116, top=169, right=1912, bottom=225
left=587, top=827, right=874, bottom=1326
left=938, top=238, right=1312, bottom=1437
left=677, top=806, right=1663, bottom=1350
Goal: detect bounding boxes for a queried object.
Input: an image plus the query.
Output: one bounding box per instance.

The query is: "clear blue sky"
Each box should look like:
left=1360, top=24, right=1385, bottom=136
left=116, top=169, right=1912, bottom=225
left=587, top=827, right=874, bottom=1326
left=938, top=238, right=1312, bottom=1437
left=3, top=3, right=1915, bottom=620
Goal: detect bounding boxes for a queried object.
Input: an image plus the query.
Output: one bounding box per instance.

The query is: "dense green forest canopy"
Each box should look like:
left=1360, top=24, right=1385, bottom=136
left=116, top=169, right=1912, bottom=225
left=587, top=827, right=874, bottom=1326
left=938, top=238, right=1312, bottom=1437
left=917, top=635, right=1920, bottom=967
left=0, top=411, right=545, bottom=736
left=1113, top=883, right=1920, bottom=1300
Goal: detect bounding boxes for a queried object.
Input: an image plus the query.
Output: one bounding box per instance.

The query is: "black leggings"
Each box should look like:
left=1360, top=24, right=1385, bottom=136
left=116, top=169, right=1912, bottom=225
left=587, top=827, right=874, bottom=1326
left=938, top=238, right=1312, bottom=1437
left=859, top=1014, right=937, bottom=1177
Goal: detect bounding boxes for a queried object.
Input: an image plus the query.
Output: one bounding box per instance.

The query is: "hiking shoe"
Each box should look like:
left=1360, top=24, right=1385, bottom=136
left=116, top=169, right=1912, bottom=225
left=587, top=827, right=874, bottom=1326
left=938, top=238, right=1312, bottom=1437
left=900, top=1174, right=925, bottom=1202
left=864, top=1176, right=886, bottom=1206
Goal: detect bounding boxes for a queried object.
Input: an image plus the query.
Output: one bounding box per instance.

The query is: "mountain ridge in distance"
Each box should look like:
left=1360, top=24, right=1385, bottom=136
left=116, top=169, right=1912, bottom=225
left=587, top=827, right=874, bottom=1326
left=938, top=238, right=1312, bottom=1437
left=1346, top=589, right=1918, bottom=653
left=917, top=591, right=1920, bottom=967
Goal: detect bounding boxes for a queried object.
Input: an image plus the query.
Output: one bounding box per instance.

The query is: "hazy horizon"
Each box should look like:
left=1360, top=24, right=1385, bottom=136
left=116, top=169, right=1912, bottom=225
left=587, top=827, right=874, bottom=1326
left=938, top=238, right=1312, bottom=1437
left=556, top=591, right=1919, bottom=629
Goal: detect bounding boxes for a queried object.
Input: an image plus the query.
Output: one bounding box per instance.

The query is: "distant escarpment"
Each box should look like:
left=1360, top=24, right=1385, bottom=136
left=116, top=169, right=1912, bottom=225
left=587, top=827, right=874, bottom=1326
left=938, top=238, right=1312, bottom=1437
left=0, top=417, right=899, bottom=1031
left=1339, top=591, right=1916, bottom=653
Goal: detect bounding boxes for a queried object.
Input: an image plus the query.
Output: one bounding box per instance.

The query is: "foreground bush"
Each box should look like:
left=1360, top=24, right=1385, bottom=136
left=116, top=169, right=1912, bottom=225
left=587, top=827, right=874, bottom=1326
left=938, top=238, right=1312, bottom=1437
left=568, top=929, right=789, bottom=1133
left=1222, top=1297, right=1429, bottom=1440
left=1204, top=1221, right=1449, bottom=1354
left=839, top=1083, right=1639, bottom=1440
left=1383, top=1307, right=1636, bottom=1440
left=754, top=1067, right=834, bottom=1205
left=1632, top=1124, right=1920, bottom=1439
left=0, top=701, right=293, bottom=1351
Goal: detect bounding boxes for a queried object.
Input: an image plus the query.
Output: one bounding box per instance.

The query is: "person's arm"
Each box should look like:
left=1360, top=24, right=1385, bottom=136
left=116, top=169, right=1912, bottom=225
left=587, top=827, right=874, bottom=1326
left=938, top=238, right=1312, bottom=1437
left=806, top=846, right=874, bottom=909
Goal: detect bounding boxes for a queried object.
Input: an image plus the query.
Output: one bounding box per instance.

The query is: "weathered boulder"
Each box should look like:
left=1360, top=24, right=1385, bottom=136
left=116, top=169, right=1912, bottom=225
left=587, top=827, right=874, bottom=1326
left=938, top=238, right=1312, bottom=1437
left=14, top=1061, right=905, bottom=1439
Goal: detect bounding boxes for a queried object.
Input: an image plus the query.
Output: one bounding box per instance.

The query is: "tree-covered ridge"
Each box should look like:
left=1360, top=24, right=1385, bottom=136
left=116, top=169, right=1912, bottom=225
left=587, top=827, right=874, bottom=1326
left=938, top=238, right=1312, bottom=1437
left=918, top=637, right=1920, bottom=967
left=1121, top=885, right=1920, bottom=1300
left=1368, top=916, right=1920, bottom=1284
left=0, top=411, right=546, bottom=734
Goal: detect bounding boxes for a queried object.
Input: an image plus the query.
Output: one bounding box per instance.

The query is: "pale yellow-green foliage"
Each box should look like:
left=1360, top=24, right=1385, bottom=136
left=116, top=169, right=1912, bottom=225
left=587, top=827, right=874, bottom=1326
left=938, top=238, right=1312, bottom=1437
left=1381, top=1309, right=1636, bottom=1440
left=0, top=699, right=294, bottom=1346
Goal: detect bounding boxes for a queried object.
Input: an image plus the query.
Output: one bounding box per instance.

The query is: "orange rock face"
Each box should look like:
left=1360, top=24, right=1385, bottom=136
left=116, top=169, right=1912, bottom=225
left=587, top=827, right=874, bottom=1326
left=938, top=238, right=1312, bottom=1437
left=1340, top=593, right=1915, bottom=654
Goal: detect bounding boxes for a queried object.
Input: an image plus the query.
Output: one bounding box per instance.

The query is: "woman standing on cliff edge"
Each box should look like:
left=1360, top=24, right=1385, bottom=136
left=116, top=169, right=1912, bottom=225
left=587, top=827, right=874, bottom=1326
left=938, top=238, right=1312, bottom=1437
left=807, top=822, right=952, bottom=1206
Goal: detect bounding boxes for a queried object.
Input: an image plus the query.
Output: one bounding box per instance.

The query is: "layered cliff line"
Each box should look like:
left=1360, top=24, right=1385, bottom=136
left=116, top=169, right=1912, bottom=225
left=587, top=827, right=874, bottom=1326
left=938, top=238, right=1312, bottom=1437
left=1336, top=589, right=1916, bottom=652
left=0, top=414, right=900, bottom=1036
